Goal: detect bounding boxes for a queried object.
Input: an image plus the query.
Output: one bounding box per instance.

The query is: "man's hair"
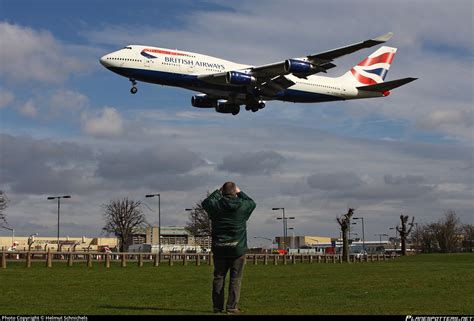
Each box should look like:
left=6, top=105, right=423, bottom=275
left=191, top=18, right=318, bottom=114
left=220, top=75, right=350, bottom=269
left=222, top=181, right=237, bottom=197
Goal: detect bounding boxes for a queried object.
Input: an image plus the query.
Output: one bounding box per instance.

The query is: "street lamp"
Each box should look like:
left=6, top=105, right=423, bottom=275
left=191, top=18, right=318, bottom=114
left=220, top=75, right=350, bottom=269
left=375, top=233, right=389, bottom=246
left=146, top=194, right=161, bottom=261
left=389, top=226, right=398, bottom=250
left=353, top=217, right=365, bottom=252
left=47, top=195, right=71, bottom=251
left=273, top=207, right=295, bottom=250
left=288, top=227, right=295, bottom=249
left=185, top=208, right=196, bottom=236
left=253, top=236, right=274, bottom=252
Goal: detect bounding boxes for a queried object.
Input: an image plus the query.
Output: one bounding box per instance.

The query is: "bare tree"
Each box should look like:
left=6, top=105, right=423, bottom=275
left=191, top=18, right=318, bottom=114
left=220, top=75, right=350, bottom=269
left=185, top=201, right=212, bottom=237
left=433, top=210, right=462, bottom=253
left=396, top=214, right=415, bottom=256
left=102, top=197, right=147, bottom=252
left=337, top=208, right=354, bottom=262
left=0, top=190, right=8, bottom=225
left=462, top=224, right=473, bottom=252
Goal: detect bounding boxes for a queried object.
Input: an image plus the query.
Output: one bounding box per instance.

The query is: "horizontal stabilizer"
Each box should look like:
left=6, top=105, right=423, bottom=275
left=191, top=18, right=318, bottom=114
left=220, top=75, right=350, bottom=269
left=357, top=77, right=417, bottom=92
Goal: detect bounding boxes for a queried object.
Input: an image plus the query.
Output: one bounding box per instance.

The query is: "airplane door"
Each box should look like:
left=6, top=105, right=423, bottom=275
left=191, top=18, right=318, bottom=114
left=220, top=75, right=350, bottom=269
left=144, top=58, right=151, bottom=68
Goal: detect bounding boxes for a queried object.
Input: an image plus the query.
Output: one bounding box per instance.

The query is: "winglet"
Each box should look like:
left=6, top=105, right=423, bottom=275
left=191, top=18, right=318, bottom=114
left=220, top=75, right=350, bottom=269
left=373, top=32, right=394, bottom=43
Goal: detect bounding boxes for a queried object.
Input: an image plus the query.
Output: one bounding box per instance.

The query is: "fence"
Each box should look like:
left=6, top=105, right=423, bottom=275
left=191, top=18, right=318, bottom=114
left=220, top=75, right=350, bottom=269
left=0, top=250, right=396, bottom=269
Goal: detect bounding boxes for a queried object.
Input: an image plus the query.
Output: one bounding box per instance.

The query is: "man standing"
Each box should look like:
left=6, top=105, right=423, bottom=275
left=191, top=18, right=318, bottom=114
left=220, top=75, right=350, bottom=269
left=201, top=182, right=256, bottom=314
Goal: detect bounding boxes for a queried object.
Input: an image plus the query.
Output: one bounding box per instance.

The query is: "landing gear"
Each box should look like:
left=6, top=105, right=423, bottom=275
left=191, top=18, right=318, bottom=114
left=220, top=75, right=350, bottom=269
left=245, top=101, right=265, bottom=113
left=232, top=106, right=240, bottom=115
left=130, top=78, right=138, bottom=94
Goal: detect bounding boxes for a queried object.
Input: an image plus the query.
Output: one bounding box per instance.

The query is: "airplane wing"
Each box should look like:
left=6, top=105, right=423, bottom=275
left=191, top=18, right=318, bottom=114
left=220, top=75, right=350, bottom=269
left=198, top=32, right=394, bottom=93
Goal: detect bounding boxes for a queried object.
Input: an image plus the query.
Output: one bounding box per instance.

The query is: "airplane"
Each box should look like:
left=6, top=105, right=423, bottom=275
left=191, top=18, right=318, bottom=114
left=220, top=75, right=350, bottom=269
left=99, top=32, right=416, bottom=115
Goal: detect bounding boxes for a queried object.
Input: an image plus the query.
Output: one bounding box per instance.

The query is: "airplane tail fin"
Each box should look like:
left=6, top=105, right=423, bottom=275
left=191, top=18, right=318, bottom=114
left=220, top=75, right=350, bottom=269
left=342, top=46, right=397, bottom=85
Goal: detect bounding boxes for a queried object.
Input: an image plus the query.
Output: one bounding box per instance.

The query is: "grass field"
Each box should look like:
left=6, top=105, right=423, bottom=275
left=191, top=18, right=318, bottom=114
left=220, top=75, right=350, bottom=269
left=0, top=253, right=473, bottom=315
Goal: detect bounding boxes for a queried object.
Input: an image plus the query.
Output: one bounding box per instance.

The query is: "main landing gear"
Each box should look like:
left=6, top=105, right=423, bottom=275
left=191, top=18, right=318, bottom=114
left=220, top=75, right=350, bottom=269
left=245, top=102, right=265, bottom=113
left=130, top=78, right=138, bottom=94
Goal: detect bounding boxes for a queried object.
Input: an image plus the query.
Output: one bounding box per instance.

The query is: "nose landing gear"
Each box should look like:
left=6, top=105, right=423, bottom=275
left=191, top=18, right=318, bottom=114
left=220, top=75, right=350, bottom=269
left=130, top=78, right=138, bottom=94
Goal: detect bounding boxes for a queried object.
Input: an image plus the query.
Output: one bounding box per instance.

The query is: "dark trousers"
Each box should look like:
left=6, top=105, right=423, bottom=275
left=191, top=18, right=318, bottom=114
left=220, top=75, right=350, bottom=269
left=212, top=254, right=245, bottom=311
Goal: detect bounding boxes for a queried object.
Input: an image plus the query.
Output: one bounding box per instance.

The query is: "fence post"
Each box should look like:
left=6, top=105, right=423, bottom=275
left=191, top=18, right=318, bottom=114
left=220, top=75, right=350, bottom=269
left=87, top=253, right=93, bottom=268
left=183, top=254, right=187, bottom=266
left=196, top=254, right=201, bottom=266
left=46, top=250, right=52, bottom=268
left=264, top=255, right=268, bottom=265
left=1, top=251, right=6, bottom=269
left=104, top=253, right=110, bottom=268
left=208, top=253, right=213, bottom=266
left=283, top=254, right=287, bottom=265
left=309, top=255, right=313, bottom=264
left=317, top=255, right=321, bottom=263
left=67, top=253, right=73, bottom=267
left=26, top=252, right=31, bottom=268
left=253, top=255, right=258, bottom=265
left=138, top=254, right=143, bottom=267
left=273, top=254, right=278, bottom=266
left=292, top=255, right=296, bottom=265
left=300, top=255, right=304, bottom=264
left=121, top=253, right=127, bottom=267
left=169, top=254, right=174, bottom=266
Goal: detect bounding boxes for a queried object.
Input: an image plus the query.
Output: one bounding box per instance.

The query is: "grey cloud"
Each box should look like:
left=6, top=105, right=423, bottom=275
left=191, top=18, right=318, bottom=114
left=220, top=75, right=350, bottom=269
left=307, top=172, right=363, bottom=190
left=384, top=174, right=424, bottom=186
left=0, top=134, right=94, bottom=194
left=96, top=147, right=205, bottom=179
left=217, top=150, right=286, bottom=175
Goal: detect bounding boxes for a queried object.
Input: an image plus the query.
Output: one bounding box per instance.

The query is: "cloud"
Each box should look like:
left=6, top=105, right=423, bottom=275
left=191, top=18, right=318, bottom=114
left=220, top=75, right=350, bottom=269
left=0, top=22, right=87, bottom=83
left=0, top=89, right=14, bottom=108
left=96, top=147, right=205, bottom=179
left=384, top=174, right=424, bottom=186
left=0, top=133, right=94, bottom=194
left=307, top=172, right=364, bottom=190
left=50, top=89, right=89, bottom=112
left=81, top=107, right=124, bottom=137
left=217, top=150, right=286, bottom=175
left=19, top=99, right=38, bottom=118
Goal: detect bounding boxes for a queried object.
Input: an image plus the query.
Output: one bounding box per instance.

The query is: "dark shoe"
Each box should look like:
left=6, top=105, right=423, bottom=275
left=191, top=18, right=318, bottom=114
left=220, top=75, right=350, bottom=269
left=213, top=309, right=224, bottom=313
left=226, top=308, right=244, bottom=315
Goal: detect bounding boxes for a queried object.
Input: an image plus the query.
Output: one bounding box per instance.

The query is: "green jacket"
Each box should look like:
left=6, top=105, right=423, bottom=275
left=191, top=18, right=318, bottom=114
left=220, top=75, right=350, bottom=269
left=202, top=189, right=256, bottom=257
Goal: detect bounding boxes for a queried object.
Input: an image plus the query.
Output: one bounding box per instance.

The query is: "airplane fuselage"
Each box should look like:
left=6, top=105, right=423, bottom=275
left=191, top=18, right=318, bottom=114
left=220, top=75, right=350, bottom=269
left=100, top=45, right=382, bottom=105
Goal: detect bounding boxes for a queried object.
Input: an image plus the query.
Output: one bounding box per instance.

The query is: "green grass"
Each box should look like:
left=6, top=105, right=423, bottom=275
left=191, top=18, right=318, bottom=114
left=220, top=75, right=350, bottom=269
left=1, top=253, right=473, bottom=315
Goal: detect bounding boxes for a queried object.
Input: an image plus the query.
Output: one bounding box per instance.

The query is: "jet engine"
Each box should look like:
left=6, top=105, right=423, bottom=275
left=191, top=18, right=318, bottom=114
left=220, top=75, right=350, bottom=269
left=226, top=71, right=256, bottom=85
left=284, top=59, right=314, bottom=74
left=191, top=95, right=217, bottom=108
left=216, top=101, right=240, bottom=115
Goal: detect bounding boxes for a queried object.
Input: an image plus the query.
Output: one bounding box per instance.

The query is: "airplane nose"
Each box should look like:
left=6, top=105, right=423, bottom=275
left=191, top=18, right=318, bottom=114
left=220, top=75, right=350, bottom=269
left=99, top=55, right=108, bottom=67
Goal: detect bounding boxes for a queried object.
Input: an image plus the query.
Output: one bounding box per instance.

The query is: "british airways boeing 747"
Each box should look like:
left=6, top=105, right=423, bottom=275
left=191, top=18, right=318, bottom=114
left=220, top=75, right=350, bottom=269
left=100, top=32, right=416, bottom=115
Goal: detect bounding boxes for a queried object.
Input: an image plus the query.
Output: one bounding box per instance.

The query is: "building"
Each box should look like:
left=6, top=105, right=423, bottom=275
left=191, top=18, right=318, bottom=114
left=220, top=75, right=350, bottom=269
left=0, top=235, right=119, bottom=252
left=128, top=226, right=211, bottom=250
left=275, top=235, right=332, bottom=249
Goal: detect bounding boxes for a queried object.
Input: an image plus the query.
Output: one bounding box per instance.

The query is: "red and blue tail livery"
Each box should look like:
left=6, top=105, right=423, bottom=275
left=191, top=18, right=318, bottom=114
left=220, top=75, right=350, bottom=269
left=100, top=33, right=416, bottom=115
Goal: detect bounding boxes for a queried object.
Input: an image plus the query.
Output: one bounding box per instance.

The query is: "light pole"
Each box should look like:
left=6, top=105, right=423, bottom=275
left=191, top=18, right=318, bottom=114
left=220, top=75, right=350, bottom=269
left=273, top=207, right=295, bottom=250
left=353, top=217, right=365, bottom=252
left=253, top=237, right=274, bottom=252
left=389, top=226, right=398, bottom=250
left=185, top=208, right=196, bottom=236
left=47, top=195, right=71, bottom=251
left=375, top=233, right=389, bottom=247
left=288, top=227, right=295, bottom=249
left=146, top=194, right=161, bottom=261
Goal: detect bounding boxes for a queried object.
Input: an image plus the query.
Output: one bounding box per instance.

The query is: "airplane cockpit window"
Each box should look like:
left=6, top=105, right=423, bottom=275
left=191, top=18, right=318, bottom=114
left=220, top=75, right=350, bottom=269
left=123, top=46, right=132, bottom=49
